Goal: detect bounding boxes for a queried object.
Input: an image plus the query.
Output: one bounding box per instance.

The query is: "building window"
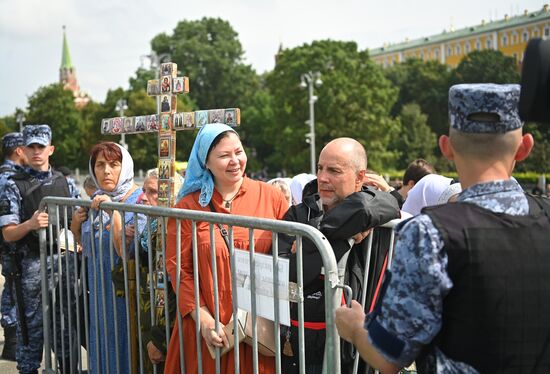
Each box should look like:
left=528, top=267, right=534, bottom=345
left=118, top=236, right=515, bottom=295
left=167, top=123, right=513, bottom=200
left=512, top=32, right=518, bottom=44
left=475, top=40, right=481, bottom=50
left=486, top=38, right=492, bottom=49
left=502, top=34, right=508, bottom=47
left=533, top=28, right=540, bottom=37
left=420, top=51, right=424, bottom=60
left=435, top=48, right=440, bottom=59
left=465, top=42, right=471, bottom=53
left=522, top=30, right=529, bottom=42
left=455, top=44, right=461, bottom=55
left=545, top=26, right=550, bottom=37
left=447, top=46, right=452, bottom=56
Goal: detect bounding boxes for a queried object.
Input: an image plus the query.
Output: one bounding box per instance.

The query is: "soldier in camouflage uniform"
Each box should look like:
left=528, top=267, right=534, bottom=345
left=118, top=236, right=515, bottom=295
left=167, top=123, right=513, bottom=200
left=0, top=132, right=27, bottom=360
left=0, top=125, right=80, bottom=374
left=336, top=84, right=550, bottom=373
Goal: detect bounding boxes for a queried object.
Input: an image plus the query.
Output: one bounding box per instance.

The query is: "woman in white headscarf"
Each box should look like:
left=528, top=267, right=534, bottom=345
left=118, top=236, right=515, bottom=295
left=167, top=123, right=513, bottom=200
left=289, top=173, right=316, bottom=205
left=402, top=174, right=462, bottom=216
left=73, top=141, right=146, bottom=374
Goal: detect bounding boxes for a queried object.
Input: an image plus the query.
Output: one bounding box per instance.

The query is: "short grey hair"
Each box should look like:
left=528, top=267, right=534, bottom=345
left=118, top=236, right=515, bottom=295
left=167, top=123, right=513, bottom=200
left=145, top=168, right=158, bottom=178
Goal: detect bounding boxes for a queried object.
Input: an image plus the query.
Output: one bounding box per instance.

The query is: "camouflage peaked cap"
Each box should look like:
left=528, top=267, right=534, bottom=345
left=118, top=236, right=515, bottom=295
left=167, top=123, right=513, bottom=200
left=2, top=132, right=24, bottom=149
left=448, top=84, right=522, bottom=133
left=23, top=124, right=52, bottom=146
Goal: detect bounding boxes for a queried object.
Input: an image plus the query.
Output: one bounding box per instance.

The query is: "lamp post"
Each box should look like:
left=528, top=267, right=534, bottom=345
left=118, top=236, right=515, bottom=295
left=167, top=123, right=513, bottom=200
left=115, top=99, right=128, bottom=149
left=16, top=112, right=25, bottom=132
left=300, top=71, right=322, bottom=175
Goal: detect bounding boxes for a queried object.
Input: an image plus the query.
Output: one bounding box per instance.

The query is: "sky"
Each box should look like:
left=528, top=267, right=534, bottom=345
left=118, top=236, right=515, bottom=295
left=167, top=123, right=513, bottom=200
left=0, top=0, right=544, bottom=116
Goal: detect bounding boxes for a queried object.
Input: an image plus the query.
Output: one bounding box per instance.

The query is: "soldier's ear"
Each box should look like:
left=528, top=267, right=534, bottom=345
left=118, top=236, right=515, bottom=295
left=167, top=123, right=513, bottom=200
left=515, top=133, right=534, bottom=162
left=439, top=135, right=454, bottom=161
left=48, top=145, right=55, bottom=156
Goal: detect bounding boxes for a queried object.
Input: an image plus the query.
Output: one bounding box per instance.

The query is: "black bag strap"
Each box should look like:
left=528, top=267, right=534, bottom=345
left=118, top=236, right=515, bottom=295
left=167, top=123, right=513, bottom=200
left=208, top=201, right=231, bottom=251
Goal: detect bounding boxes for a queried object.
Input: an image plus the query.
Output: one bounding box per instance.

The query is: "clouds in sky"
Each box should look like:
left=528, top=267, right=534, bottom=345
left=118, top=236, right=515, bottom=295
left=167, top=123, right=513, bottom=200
left=0, top=0, right=542, bottom=116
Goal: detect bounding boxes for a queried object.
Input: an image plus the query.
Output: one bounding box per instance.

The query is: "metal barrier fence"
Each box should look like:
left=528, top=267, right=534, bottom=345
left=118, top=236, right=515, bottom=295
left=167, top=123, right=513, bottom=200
left=37, top=196, right=401, bottom=374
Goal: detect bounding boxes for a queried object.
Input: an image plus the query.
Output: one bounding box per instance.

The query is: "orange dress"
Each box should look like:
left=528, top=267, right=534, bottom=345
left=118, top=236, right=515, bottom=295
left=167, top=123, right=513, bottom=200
left=164, top=177, right=288, bottom=373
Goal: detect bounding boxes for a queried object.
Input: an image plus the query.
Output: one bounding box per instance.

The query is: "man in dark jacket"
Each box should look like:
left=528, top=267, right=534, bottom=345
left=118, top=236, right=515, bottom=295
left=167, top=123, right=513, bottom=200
left=278, top=137, right=400, bottom=373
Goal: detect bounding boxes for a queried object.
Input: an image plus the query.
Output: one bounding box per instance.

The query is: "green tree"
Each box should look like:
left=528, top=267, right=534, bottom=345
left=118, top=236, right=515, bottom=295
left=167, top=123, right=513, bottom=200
left=451, top=50, right=520, bottom=85
left=385, top=58, right=451, bottom=136
left=516, top=123, right=550, bottom=173
left=150, top=17, right=259, bottom=110
left=128, top=67, right=156, bottom=93
left=0, top=115, right=16, bottom=137
left=238, top=82, right=277, bottom=173
left=266, top=40, right=399, bottom=173
left=392, top=103, right=437, bottom=169
left=26, top=84, right=86, bottom=169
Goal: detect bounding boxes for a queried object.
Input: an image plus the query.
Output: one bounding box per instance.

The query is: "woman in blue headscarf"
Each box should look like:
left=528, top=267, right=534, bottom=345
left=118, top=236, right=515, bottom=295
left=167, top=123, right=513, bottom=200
left=165, top=124, right=288, bottom=373
left=74, top=141, right=146, bottom=374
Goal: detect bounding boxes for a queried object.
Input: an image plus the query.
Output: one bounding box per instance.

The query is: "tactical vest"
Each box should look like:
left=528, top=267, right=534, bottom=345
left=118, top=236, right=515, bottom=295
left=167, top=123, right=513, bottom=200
left=11, top=170, right=70, bottom=253
left=418, top=195, right=550, bottom=374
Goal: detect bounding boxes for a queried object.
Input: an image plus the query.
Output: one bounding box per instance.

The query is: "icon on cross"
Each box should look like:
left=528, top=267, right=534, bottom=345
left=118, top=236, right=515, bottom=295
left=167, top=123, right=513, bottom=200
left=100, top=61, right=240, bottom=206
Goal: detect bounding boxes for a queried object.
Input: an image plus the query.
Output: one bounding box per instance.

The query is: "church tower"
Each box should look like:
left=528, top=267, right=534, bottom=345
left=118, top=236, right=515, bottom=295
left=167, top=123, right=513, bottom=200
left=59, top=26, right=89, bottom=108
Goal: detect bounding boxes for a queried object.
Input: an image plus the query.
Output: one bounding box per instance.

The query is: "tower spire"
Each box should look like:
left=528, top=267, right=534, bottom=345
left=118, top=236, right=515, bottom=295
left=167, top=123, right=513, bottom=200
left=59, top=26, right=89, bottom=108
left=60, top=25, right=73, bottom=70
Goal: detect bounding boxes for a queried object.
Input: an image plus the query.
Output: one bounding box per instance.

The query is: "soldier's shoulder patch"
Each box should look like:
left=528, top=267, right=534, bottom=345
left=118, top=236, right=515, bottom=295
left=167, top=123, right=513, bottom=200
left=0, top=199, right=11, bottom=215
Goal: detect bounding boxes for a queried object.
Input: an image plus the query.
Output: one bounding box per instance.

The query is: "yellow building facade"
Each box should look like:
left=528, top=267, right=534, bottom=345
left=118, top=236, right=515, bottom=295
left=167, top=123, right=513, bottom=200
left=370, top=5, right=550, bottom=68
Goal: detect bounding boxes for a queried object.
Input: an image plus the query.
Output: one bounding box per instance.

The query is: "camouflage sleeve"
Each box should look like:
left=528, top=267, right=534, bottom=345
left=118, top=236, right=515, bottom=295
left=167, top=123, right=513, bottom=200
left=0, top=178, right=22, bottom=227
left=67, top=177, right=81, bottom=199
left=365, top=214, right=453, bottom=367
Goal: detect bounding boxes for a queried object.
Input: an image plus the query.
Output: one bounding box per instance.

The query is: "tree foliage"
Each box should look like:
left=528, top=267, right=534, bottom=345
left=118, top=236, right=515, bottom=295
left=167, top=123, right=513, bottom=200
left=26, top=84, right=87, bottom=168
left=266, top=40, right=399, bottom=173
left=3, top=18, right=548, bottom=177
left=150, top=17, right=259, bottom=110
left=391, top=103, right=438, bottom=170
left=451, top=50, right=520, bottom=85
left=385, top=58, right=451, bottom=136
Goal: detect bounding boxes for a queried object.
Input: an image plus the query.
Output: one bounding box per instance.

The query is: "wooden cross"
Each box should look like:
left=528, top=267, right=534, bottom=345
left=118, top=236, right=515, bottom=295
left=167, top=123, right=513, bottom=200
left=100, top=62, right=241, bottom=207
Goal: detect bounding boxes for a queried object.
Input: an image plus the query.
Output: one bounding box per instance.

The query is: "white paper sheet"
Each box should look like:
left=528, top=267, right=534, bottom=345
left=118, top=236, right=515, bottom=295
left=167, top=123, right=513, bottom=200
left=234, top=248, right=290, bottom=326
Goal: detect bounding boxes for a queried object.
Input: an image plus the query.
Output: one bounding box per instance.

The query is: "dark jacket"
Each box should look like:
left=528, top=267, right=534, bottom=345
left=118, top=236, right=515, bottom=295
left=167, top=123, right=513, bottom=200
left=278, top=185, right=400, bottom=367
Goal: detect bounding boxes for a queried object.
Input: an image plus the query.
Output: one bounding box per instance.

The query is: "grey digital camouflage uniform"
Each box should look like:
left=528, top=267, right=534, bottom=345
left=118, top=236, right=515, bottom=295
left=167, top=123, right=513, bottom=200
left=0, top=124, right=80, bottom=373
left=0, top=166, right=80, bottom=373
left=365, top=84, right=528, bottom=373
left=0, top=132, right=25, bottom=329
left=0, top=159, right=24, bottom=329
left=22, top=124, right=51, bottom=146
left=448, top=84, right=521, bottom=134
left=365, top=179, right=528, bottom=373
left=1, top=132, right=24, bottom=149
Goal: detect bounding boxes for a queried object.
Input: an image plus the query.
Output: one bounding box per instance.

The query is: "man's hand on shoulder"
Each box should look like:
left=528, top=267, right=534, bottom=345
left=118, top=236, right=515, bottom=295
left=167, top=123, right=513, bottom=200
left=364, top=174, right=392, bottom=192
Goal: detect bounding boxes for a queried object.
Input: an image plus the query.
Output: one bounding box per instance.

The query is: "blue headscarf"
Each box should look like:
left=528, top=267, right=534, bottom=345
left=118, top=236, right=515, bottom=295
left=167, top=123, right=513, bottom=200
left=176, top=123, right=236, bottom=206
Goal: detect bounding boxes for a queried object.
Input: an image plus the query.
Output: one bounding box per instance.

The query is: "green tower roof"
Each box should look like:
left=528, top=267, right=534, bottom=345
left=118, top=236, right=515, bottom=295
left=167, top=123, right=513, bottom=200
left=60, top=26, right=73, bottom=70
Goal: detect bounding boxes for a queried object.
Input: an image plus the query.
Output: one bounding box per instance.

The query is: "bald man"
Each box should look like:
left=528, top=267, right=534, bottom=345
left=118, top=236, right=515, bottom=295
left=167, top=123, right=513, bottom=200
left=278, top=137, right=400, bottom=374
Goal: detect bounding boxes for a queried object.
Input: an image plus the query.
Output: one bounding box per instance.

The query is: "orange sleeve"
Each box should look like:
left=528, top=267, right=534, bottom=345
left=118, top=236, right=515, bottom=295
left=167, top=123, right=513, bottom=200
left=275, top=189, right=289, bottom=219
left=166, top=200, right=206, bottom=318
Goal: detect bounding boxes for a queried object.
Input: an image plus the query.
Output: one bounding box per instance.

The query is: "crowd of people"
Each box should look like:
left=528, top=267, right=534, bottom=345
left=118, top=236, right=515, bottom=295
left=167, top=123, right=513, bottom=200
left=0, top=82, right=548, bottom=374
